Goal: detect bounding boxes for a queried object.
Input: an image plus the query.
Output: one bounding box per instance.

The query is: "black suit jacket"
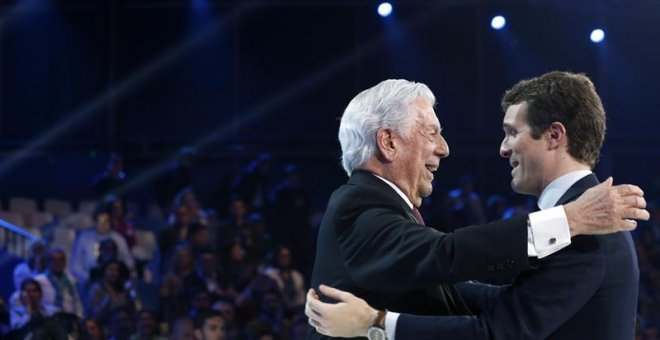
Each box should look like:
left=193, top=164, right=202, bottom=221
left=308, top=170, right=531, bottom=339
left=396, top=174, right=639, bottom=339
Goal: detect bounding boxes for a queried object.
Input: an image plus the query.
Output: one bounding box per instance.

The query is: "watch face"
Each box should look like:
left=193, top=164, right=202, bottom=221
left=367, top=327, right=386, bottom=340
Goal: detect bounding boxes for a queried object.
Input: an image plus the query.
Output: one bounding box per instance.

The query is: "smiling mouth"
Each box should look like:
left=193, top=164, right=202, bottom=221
left=425, top=164, right=439, bottom=172
left=510, top=161, right=519, bottom=175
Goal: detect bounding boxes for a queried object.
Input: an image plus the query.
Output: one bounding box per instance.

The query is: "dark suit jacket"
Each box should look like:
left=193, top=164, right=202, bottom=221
left=308, top=170, right=532, bottom=339
left=397, top=174, right=639, bottom=340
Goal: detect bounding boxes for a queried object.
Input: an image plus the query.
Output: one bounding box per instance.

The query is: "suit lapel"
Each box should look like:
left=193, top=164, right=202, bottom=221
left=348, top=169, right=418, bottom=222
left=555, top=174, right=600, bottom=206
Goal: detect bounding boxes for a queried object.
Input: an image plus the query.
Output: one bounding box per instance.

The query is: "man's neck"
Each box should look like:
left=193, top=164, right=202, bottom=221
left=537, top=169, right=593, bottom=210
left=536, top=156, right=591, bottom=198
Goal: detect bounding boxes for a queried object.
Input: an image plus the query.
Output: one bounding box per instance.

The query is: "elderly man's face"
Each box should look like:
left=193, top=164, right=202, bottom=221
left=394, top=98, right=449, bottom=207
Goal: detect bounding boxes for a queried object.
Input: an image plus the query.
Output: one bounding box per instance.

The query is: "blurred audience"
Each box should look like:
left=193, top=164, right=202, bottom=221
left=263, top=245, right=305, bottom=311
left=3, top=160, right=659, bottom=339
left=71, top=204, right=135, bottom=288
left=93, top=152, right=127, bottom=199
left=9, top=278, right=59, bottom=331
left=34, top=248, right=84, bottom=317
left=86, top=259, right=136, bottom=326
left=194, top=309, right=226, bottom=340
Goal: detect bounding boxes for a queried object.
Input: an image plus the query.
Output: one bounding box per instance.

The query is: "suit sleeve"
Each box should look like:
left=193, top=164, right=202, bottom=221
left=395, top=237, right=605, bottom=339
left=336, top=207, right=530, bottom=290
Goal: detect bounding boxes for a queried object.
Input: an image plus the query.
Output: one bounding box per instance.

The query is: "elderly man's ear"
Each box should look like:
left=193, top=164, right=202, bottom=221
left=376, top=128, right=398, bottom=161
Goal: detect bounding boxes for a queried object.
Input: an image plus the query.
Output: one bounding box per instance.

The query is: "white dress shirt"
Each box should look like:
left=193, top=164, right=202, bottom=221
left=381, top=171, right=592, bottom=339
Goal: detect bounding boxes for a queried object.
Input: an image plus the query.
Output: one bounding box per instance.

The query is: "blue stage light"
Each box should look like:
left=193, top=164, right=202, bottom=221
left=378, top=2, right=393, bottom=18
left=491, top=15, right=506, bottom=30
left=590, top=29, right=605, bottom=43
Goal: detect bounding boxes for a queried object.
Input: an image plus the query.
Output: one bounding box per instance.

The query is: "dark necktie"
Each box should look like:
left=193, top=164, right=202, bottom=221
left=412, top=207, right=425, bottom=225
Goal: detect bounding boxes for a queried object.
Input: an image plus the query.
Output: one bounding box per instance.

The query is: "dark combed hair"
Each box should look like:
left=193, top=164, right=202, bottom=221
left=501, top=71, right=606, bottom=168
left=193, top=309, right=224, bottom=330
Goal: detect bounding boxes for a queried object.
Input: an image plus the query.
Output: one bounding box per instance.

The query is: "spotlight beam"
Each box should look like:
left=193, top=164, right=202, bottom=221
left=109, top=5, right=447, bottom=198
left=0, top=4, right=256, bottom=177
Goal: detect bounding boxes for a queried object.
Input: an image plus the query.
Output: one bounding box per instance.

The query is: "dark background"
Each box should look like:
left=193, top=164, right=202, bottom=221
left=0, top=0, right=658, bottom=207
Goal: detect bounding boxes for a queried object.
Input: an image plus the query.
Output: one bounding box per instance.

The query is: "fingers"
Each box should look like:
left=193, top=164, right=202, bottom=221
left=619, top=195, right=646, bottom=209
left=615, top=218, right=638, bottom=232
left=614, top=183, right=644, bottom=197
left=623, top=207, right=650, bottom=222
left=305, top=290, right=320, bottom=317
left=306, top=291, right=328, bottom=334
left=319, top=284, right=354, bottom=302
left=307, top=316, right=328, bottom=335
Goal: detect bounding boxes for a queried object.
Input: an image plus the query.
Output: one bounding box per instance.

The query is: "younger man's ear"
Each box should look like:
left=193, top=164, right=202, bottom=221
left=547, top=122, right=567, bottom=149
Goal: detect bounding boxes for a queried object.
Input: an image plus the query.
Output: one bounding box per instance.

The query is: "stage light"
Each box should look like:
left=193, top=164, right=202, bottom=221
left=590, top=29, right=605, bottom=43
left=491, top=15, right=506, bottom=30
left=378, top=2, right=393, bottom=18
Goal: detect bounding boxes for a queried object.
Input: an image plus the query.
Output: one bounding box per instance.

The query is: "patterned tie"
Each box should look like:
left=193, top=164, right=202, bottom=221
left=412, top=207, right=425, bottom=225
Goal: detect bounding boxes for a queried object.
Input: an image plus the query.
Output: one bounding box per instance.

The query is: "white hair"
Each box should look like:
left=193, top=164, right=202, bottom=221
left=338, top=79, right=436, bottom=176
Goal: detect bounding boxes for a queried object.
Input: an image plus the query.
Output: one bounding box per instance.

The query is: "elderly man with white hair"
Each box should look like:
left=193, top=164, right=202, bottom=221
left=306, top=79, right=649, bottom=340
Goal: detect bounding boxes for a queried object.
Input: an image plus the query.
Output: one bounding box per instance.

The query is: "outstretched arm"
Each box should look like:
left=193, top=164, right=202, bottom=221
left=565, top=177, right=649, bottom=235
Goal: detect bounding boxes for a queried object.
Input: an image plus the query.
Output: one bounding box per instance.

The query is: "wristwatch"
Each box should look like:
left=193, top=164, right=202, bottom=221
left=367, top=310, right=387, bottom=340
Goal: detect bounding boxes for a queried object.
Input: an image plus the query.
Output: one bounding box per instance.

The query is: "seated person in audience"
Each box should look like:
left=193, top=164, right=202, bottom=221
left=263, top=245, right=306, bottom=311
left=71, top=204, right=134, bottom=287
left=188, top=222, right=212, bottom=255
left=34, top=248, right=84, bottom=317
left=107, top=196, right=137, bottom=249
left=222, top=240, right=258, bottom=292
left=196, top=248, right=234, bottom=302
left=9, top=278, right=59, bottom=332
left=86, top=259, right=136, bottom=326
left=170, top=317, right=195, bottom=340
left=212, top=300, right=240, bottom=340
left=131, top=309, right=168, bottom=340
left=9, top=239, right=49, bottom=311
left=188, top=288, right=213, bottom=319
left=245, top=291, right=286, bottom=340
left=52, top=312, right=83, bottom=339
left=174, top=187, right=209, bottom=226
left=12, top=239, right=48, bottom=299
left=161, top=243, right=205, bottom=323
left=217, top=196, right=250, bottom=251
left=194, top=310, right=226, bottom=340
left=159, top=204, right=194, bottom=265
left=243, top=213, right=273, bottom=261
left=89, top=238, right=125, bottom=284
left=81, top=317, right=106, bottom=340
left=106, top=306, right=135, bottom=340
left=236, top=274, right=280, bottom=324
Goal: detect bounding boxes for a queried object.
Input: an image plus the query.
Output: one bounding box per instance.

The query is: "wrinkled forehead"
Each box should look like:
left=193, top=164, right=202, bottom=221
left=412, top=97, right=441, bottom=128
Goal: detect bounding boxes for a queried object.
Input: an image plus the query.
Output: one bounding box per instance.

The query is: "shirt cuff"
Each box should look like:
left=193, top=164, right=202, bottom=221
left=385, top=311, right=399, bottom=340
left=527, top=206, right=571, bottom=259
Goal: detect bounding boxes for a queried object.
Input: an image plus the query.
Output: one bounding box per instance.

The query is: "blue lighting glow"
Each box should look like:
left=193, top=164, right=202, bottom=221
left=491, top=15, right=506, bottom=30
left=590, top=29, right=605, bottom=43
left=378, top=2, right=393, bottom=18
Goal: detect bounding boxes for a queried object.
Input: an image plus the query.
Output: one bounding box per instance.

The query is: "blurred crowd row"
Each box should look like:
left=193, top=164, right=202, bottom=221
left=0, top=151, right=657, bottom=339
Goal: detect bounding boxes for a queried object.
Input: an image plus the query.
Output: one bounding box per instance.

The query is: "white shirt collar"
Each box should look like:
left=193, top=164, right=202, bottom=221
left=538, top=170, right=592, bottom=210
left=372, top=174, right=414, bottom=209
